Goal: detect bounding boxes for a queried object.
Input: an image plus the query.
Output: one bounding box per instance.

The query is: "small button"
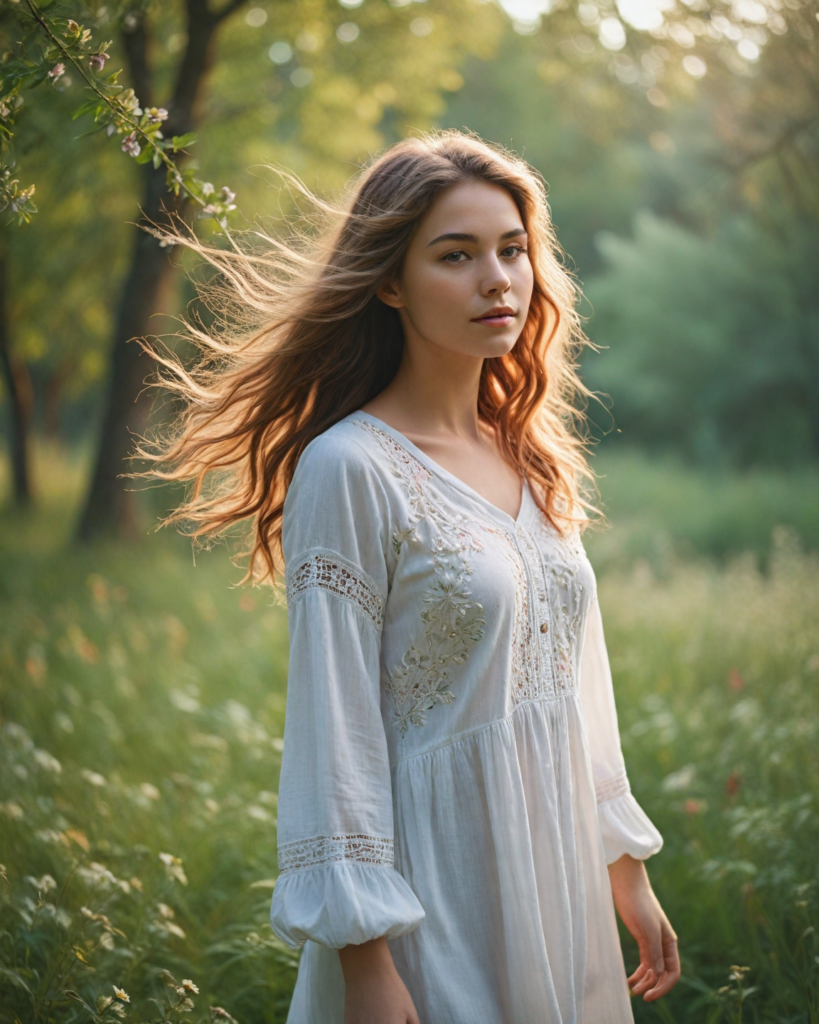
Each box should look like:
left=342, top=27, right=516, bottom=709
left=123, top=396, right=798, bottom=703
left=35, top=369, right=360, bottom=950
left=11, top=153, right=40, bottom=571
left=540, top=621, right=549, bottom=634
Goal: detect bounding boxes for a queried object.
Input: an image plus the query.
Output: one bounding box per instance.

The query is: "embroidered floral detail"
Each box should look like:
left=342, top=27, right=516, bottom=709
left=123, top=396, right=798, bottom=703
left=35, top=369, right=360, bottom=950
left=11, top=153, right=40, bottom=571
left=533, top=516, right=590, bottom=694
left=278, top=833, right=393, bottom=873
left=355, top=421, right=485, bottom=558
left=595, top=768, right=630, bottom=804
left=355, top=420, right=486, bottom=733
left=287, top=549, right=384, bottom=630
left=386, top=550, right=486, bottom=733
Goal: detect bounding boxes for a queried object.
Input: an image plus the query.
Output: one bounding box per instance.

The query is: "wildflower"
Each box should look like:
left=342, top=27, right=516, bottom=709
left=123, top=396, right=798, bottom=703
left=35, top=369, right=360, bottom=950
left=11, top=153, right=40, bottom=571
left=81, top=768, right=107, bottom=787
left=182, top=979, right=199, bottom=993
left=36, top=829, right=64, bottom=845
left=121, top=131, right=141, bottom=158
left=89, top=52, right=110, bottom=71
left=202, top=182, right=215, bottom=196
left=65, top=827, right=90, bottom=851
left=202, top=203, right=218, bottom=216
left=66, top=19, right=80, bottom=35
left=78, top=862, right=118, bottom=889
left=47, top=63, right=66, bottom=81
left=32, top=748, right=62, bottom=773
left=26, top=873, right=58, bottom=892
left=145, top=106, right=168, bottom=124
left=0, top=102, right=10, bottom=119
left=727, top=668, right=745, bottom=692
left=119, top=89, right=143, bottom=116
left=220, top=185, right=236, bottom=206
left=113, top=986, right=130, bottom=1002
left=210, top=1009, right=238, bottom=1024
left=159, top=851, right=188, bottom=884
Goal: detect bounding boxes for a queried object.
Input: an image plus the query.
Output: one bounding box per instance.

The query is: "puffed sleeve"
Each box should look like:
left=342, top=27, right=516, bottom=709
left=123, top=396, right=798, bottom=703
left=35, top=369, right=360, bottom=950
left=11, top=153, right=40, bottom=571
left=269, top=432, right=426, bottom=949
left=578, top=594, right=663, bottom=865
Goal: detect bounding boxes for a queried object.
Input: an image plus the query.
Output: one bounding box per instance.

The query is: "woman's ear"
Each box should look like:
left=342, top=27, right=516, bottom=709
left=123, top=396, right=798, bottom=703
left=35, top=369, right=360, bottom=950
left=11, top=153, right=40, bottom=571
left=376, top=279, right=404, bottom=309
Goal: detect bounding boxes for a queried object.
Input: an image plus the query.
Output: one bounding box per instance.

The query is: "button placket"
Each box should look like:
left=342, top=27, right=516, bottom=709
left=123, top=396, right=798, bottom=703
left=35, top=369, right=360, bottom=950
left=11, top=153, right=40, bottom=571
left=515, top=524, right=557, bottom=699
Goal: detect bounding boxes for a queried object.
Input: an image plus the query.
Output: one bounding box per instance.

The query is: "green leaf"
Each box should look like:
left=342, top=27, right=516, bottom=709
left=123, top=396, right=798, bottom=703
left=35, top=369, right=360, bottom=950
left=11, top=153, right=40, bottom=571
left=71, top=99, right=103, bottom=121
left=171, top=133, right=197, bottom=152
left=135, top=146, right=154, bottom=165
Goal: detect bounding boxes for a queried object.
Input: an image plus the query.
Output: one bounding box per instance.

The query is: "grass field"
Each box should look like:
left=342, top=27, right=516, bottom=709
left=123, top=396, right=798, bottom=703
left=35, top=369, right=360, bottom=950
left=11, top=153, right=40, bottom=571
left=1, top=442, right=817, bottom=1023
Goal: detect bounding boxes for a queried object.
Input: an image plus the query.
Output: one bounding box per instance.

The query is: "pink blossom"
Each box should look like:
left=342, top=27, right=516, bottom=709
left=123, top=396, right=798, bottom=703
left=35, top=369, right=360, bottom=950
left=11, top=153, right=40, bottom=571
left=89, top=52, right=110, bottom=72
left=47, top=63, right=66, bottom=81
left=121, top=131, right=141, bottom=158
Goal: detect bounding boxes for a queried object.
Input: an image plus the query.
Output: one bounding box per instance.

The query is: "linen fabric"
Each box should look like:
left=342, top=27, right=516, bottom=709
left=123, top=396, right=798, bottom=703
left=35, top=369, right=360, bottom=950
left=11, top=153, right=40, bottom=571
left=269, top=410, right=663, bottom=1024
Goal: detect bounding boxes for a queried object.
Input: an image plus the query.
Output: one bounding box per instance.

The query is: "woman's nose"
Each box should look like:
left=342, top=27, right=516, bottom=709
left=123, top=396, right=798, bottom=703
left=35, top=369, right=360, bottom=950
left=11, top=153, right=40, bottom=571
left=481, top=257, right=511, bottom=295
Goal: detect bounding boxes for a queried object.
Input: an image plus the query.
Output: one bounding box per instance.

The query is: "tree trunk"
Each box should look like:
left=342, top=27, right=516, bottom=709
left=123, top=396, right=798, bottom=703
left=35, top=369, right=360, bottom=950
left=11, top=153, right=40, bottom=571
left=76, top=1, right=223, bottom=541
left=75, top=167, right=183, bottom=539
left=0, top=242, right=34, bottom=507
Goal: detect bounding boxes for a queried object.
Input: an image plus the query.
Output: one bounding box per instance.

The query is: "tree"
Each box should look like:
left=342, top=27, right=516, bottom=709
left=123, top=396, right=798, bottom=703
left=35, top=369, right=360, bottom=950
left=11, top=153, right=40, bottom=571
left=3, top=0, right=501, bottom=535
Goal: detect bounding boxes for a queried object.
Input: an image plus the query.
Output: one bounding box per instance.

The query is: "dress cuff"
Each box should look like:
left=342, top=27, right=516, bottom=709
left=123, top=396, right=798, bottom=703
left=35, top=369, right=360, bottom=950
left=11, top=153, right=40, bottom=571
left=598, top=792, right=664, bottom=865
left=269, top=861, right=426, bottom=950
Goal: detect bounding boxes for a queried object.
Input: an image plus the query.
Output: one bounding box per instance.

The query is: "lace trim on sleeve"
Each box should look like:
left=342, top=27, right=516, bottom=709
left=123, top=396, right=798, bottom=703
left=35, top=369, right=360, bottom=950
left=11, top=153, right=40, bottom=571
left=595, top=768, right=631, bottom=804
left=286, top=549, right=385, bottom=630
left=278, top=834, right=394, bottom=874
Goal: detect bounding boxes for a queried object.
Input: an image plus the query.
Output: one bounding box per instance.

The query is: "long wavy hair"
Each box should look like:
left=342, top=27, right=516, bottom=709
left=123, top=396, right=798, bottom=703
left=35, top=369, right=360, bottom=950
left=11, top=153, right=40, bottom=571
left=136, top=130, right=598, bottom=587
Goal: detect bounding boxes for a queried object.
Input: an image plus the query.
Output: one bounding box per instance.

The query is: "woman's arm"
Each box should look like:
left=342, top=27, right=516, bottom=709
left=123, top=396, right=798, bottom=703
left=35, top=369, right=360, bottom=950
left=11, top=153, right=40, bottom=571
left=608, top=855, right=680, bottom=1001
left=338, top=938, right=420, bottom=1024
left=578, top=593, right=679, bottom=999
left=269, top=435, right=425, bottom=955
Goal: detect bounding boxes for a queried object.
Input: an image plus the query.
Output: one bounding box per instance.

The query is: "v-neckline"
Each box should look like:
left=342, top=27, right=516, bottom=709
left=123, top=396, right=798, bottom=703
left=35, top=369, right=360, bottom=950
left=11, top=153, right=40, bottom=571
left=349, top=410, right=531, bottom=531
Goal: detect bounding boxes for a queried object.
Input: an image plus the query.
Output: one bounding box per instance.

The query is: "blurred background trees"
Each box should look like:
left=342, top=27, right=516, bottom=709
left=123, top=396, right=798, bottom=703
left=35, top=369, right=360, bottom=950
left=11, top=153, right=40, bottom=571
left=0, top=0, right=817, bottom=532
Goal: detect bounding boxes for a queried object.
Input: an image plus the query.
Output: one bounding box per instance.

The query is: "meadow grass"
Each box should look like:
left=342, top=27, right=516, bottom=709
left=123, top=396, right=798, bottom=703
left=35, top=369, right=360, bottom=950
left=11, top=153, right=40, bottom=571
left=0, top=444, right=817, bottom=1023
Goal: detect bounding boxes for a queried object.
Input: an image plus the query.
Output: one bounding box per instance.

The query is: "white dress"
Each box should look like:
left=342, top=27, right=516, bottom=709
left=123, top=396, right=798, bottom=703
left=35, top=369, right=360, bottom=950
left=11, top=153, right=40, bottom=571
left=269, top=410, right=663, bottom=1024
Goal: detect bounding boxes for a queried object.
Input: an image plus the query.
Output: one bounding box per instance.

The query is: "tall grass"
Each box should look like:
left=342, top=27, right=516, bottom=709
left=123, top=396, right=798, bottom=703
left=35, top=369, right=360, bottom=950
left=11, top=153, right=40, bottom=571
left=0, top=446, right=817, bottom=1022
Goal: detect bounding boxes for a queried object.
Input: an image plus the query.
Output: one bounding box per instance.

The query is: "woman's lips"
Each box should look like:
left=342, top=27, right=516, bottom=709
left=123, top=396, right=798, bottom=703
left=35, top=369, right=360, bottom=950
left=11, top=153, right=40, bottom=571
left=472, top=313, right=515, bottom=327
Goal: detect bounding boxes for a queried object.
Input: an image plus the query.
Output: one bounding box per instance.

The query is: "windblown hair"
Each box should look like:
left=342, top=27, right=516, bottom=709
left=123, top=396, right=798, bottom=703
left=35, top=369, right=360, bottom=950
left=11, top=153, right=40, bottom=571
left=136, top=129, right=599, bottom=587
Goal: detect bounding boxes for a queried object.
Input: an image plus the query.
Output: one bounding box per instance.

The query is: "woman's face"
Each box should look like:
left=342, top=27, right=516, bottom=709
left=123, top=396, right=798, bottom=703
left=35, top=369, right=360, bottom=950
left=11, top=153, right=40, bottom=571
left=378, top=178, right=535, bottom=360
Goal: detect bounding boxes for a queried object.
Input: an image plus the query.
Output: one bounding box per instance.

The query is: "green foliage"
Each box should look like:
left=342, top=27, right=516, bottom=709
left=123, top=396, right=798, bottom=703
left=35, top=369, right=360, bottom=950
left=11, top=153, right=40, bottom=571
left=598, top=532, right=819, bottom=1022
left=585, top=450, right=819, bottom=569
left=0, top=1, right=235, bottom=228
left=1, top=449, right=817, bottom=1021
left=0, top=508, right=296, bottom=1022
left=583, top=210, right=819, bottom=467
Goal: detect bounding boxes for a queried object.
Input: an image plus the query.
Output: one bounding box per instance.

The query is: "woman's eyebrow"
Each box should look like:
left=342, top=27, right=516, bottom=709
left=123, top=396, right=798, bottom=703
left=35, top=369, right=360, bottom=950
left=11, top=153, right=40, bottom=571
left=426, top=227, right=527, bottom=248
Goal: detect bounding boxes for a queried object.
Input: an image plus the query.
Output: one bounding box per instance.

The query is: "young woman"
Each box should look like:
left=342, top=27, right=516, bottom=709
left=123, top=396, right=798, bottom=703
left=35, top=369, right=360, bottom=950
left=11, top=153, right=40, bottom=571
left=143, top=131, right=679, bottom=1023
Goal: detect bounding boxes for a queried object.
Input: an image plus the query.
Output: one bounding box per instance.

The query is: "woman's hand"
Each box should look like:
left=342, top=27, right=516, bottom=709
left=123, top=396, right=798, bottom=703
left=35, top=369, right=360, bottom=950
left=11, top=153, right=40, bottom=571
left=608, top=854, right=680, bottom=1002
left=338, top=936, right=420, bottom=1024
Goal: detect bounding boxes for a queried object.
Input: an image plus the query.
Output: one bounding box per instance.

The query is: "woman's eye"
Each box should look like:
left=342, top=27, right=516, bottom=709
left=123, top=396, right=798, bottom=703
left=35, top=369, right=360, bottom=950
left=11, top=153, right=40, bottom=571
left=441, top=251, right=468, bottom=263
left=501, top=245, right=527, bottom=259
